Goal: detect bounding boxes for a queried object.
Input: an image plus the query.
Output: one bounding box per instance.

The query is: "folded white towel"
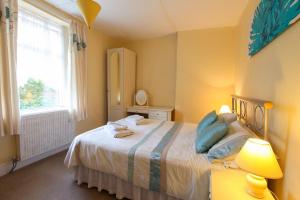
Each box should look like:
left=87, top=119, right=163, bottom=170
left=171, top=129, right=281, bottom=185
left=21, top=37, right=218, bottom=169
left=106, top=122, right=128, bottom=131
left=126, top=115, right=146, bottom=125
left=107, top=129, right=134, bottom=138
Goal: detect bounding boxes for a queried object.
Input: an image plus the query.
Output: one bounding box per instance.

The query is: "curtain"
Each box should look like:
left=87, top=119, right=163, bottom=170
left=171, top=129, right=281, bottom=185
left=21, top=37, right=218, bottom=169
left=0, top=0, right=20, bottom=136
left=69, top=21, right=88, bottom=121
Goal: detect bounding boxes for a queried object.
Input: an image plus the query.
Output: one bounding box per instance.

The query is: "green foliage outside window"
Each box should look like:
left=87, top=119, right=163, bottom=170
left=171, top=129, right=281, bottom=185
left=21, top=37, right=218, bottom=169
left=19, top=78, right=56, bottom=110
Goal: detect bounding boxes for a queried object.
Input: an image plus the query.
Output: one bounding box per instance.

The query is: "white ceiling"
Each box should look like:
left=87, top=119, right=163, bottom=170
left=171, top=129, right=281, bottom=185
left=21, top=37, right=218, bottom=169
left=45, top=0, right=249, bottom=40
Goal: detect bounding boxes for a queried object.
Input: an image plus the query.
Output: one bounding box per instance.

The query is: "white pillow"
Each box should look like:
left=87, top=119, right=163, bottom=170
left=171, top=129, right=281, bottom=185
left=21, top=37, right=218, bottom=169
left=218, top=113, right=237, bottom=124
left=227, top=120, right=257, bottom=137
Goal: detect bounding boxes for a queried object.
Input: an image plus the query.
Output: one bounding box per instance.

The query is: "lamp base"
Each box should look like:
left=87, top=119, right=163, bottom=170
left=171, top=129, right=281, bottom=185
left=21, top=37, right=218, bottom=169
left=246, top=173, right=267, bottom=199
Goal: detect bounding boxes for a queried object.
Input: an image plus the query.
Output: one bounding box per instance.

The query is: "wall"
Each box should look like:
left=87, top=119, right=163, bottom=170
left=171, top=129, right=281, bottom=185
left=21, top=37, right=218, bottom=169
left=236, top=1, right=300, bottom=200
left=0, top=136, right=16, bottom=165
left=123, top=34, right=177, bottom=107
left=0, top=29, right=121, bottom=166
left=175, top=28, right=236, bottom=123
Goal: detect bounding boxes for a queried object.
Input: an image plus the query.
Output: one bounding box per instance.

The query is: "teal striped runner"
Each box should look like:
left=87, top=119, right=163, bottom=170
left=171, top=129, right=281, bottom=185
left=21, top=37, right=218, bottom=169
left=149, top=123, right=182, bottom=192
left=127, top=121, right=165, bottom=183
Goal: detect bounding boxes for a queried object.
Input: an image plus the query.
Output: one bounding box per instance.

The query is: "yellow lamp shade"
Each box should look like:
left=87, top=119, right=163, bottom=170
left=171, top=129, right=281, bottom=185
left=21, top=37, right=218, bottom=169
left=77, top=0, right=101, bottom=29
left=219, top=105, right=231, bottom=114
left=235, top=138, right=283, bottom=179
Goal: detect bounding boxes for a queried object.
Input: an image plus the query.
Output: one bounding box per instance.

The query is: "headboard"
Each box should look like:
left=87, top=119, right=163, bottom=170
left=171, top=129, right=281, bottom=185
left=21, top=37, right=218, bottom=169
left=231, top=95, right=273, bottom=140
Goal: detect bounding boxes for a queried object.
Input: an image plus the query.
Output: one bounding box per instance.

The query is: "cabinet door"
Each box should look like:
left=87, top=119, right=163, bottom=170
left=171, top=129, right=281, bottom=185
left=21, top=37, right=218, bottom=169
left=109, top=51, right=121, bottom=106
left=107, top=50, right=124, bottom=121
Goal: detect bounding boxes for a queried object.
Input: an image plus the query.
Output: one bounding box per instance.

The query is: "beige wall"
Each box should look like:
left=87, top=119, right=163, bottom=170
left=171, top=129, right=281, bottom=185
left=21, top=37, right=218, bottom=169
left=175, top=28, right=236, bottom=123
left=236, top=1, right=300, bottom=199
left=0, top=136, right=17, bottom=164
left=0, top=29, right=121, bottom=165
left=123, top=34, right=177, bottom=107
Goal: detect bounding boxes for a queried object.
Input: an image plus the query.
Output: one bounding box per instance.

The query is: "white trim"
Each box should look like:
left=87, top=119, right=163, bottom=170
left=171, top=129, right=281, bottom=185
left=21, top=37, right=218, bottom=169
left=16, top=143, right=70, bottom=170
left=0, top=143, right=70, bottom=177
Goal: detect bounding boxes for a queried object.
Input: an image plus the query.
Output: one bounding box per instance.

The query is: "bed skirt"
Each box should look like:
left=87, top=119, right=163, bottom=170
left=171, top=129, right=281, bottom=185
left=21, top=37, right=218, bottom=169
left=74, top=165, right=180, bottom=200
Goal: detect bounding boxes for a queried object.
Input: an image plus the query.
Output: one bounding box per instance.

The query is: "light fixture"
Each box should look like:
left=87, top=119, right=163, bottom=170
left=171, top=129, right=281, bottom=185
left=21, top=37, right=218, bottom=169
left=219, top=105, right=231, bottom=114
left=235, top=138, right=283, bottom=199
left=76, top=0, right=101, bottom=29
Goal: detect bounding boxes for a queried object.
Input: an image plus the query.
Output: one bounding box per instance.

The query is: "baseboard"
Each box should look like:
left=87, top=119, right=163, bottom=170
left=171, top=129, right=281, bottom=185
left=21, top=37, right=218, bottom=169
left=16, top=143, right=70, bottom=170
left=0, top=143, right=70, bottom=177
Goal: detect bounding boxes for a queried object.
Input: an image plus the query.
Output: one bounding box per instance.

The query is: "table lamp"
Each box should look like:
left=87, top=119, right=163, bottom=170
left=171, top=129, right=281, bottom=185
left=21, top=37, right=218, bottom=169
left=219, top=105, right=231, bottom=114
left=235, top=138, right=283, bottom=199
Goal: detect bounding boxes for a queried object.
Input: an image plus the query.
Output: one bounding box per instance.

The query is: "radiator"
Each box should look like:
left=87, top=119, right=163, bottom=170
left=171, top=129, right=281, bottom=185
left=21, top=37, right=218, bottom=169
left=19, top=110, right=75, bottom=161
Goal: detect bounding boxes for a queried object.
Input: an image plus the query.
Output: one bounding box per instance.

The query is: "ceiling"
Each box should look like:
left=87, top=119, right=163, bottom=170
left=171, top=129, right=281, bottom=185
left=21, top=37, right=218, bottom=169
left=45, top=0, right=249, bottom=40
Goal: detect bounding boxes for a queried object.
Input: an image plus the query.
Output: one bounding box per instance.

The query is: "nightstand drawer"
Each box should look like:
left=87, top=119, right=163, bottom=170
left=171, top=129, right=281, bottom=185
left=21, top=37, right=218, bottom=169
left=127, top=106, right=173, bottom=121
left=149, top=111, right=168, bottom=120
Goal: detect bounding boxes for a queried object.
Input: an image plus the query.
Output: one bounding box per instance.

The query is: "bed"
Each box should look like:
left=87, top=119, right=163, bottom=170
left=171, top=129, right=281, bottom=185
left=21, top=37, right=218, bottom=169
left=64, top=95, right=272, bottom=200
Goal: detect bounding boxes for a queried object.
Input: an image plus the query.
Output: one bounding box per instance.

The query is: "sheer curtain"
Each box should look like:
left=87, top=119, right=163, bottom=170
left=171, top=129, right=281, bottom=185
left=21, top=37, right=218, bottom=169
left=69, top=21, right=88, bottom=121
left=17, top=9, right=68, bottom=112
left=17, top=9, right=88, bottom=122
left=0, top=0, right=20, bottom=136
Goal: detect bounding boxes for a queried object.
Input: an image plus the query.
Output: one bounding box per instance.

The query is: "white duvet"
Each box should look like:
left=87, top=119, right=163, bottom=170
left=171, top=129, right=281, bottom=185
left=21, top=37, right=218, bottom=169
left=65, top=119, right=212, bottom=200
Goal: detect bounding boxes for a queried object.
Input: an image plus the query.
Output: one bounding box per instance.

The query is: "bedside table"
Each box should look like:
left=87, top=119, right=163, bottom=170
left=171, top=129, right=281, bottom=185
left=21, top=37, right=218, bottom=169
left=211, top=169, right=274, bottom=200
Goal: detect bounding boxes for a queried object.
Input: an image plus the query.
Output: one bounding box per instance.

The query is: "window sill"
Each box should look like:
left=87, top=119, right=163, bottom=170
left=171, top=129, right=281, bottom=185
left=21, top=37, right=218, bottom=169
left=20, top=107, right=69, bottom=117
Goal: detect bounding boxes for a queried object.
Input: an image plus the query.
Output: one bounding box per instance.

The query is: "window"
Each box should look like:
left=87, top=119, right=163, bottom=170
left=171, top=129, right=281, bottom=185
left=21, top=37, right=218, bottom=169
left=17, top=6, right=69, bottom=114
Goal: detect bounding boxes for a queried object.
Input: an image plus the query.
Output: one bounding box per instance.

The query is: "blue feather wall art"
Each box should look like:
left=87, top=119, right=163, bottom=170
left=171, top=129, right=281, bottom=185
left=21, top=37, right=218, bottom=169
left=249, top=0, right=300, bottom=56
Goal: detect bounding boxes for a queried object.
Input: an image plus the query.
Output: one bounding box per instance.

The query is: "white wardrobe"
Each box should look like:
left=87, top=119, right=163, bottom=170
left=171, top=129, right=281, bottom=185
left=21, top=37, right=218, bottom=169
left=107, top=48, right=136, bottom=121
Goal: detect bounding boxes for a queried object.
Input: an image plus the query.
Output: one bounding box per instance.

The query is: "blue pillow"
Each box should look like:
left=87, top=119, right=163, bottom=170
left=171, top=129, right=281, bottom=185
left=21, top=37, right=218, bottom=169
left=207, top=132, right=252, bottom=161
left=195, top=122, right=228, bottom=153
left=197, top=111, right=218, bottom=133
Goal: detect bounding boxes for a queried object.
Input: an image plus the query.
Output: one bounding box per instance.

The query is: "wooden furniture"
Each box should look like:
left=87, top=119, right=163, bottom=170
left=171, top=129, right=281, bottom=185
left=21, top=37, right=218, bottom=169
left=210, top=169, right=274, bottom=200
left=127, top=106, right=174, bottom=121
left=107, top=48, right=136, bottom=121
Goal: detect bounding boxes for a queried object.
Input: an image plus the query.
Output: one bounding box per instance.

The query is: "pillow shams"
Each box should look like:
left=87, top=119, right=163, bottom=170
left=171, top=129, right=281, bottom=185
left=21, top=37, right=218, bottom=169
left=197, top=110, right=218, bottom=133
left=195, top=122, right=228, bottom=153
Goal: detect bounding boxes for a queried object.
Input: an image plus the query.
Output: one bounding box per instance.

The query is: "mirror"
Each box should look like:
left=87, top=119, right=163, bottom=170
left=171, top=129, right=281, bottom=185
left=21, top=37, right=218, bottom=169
left=110, top=52, right=121, bottom=106
left=135, top=90, right=148, bottom=106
